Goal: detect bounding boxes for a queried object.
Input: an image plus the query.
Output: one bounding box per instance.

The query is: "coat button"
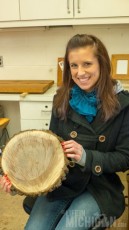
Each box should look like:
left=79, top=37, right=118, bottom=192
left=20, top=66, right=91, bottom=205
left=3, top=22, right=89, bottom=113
left=95, top=165, right=102, bottom=173
left=70, top=131, right=77, bottom=138
left=99, top=135, right=106, bottom=142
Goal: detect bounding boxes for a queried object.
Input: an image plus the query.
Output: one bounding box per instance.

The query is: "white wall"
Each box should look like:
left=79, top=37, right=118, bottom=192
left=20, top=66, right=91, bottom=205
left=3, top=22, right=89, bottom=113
left=0, top=25, right=129, bottom=81
left=0, top=24, right=129, bottom=137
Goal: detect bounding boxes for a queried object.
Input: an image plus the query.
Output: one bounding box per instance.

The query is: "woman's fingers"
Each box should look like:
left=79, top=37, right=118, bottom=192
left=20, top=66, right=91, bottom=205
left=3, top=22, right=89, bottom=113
left=0, top=175, right=11, bottom=193
left=62, top=140, right=81, bottom=151
left=0, top=176, right=6, bottom=188
left=5, top=182, right=12, bottom=193
left=65, top=153, right=81, bottom=161
left=61, top=140, right=83, bottom=162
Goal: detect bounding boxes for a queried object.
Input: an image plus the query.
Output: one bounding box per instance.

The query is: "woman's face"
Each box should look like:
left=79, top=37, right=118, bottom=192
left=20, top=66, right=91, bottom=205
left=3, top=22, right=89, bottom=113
left=68, top=46, right=100, bottom=92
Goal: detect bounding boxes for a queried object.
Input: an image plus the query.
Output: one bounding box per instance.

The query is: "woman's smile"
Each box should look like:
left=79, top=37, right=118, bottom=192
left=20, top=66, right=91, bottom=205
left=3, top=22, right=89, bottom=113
left=77, top=75, right=91, bottom=83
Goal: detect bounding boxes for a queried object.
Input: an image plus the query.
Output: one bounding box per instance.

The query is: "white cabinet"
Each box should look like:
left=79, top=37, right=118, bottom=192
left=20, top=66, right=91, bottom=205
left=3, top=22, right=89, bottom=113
left=20, top=101, right=52, bottom=131
left=74, top=0, right=129, bottom=18
left=0, top=85, right=56, bottom=137
left=20, top=0, right=129, bottom=21
left=0, top=0, right=20, bottom=21
left=0, top=0, right=129, bottom=27
left=20, top=0, right=73, bottom=20
left=21, top=119, right=50, bottom=130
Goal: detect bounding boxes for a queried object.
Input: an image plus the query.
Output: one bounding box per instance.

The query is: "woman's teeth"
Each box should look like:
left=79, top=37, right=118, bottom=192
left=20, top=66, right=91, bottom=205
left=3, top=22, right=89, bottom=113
left=78, top=77, right=90, bottom=82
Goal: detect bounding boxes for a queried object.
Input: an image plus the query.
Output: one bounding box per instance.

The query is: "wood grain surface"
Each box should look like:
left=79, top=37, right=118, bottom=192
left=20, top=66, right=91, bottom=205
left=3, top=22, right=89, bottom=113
left=0, top=80, right=54, bottom=93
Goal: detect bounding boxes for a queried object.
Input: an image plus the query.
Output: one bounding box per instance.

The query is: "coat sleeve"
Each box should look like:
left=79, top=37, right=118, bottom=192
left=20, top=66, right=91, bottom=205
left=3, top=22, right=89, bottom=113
left=83, top=106, right=129, bottom=176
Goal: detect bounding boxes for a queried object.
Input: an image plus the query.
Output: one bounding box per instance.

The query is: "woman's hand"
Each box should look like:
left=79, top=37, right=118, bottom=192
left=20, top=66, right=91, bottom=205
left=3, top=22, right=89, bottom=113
left=0, top=175, right=12, bottom=193
left=61, top=140, right=83, bottom=162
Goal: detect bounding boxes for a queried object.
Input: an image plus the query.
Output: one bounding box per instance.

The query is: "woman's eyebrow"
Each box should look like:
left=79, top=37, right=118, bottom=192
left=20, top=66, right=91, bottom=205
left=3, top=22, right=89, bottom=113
left=69, top=62, right=77, bottom=65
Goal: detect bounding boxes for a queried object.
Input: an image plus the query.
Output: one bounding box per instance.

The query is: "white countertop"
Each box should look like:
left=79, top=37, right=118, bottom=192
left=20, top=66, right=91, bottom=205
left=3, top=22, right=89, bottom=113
left=0, top=84, right=57, bottom=102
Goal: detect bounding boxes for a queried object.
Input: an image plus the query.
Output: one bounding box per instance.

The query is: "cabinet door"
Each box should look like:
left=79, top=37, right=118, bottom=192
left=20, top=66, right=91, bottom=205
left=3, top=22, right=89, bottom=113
left=21, top=119, right=50, bottom=130
left=20, top=101, right=52, bottom=120
left=20, top=0, right=73, bottom=20
left=74, top=0, right=129, bottom=18
left=0, top=0, right=19, bottom=21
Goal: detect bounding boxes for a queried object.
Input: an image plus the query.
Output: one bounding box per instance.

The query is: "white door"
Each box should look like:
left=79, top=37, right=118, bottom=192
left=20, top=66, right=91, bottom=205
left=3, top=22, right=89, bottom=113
left=20, top=0, right=73, bottom=20
left=0, top=0, right=19, bottom=21
left=74, top=0, right=129, bottom=18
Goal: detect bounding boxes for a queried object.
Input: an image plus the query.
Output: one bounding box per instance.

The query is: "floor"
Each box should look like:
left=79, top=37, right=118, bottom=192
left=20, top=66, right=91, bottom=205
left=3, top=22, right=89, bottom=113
left=0, top=190, right=28, bottom=230
left=109, top=207, right=128, bottom=230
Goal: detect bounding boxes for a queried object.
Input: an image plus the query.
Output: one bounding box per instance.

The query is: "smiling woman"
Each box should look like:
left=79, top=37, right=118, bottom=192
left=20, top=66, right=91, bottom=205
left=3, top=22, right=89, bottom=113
left=54, top=34, right=120, bottom=122
left=1, top=34, right=129, bottom=230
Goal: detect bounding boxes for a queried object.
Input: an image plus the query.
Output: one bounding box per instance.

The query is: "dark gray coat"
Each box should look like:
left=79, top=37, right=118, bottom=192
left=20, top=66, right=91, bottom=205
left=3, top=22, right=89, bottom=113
left=47, top=90, right=129, bottom=221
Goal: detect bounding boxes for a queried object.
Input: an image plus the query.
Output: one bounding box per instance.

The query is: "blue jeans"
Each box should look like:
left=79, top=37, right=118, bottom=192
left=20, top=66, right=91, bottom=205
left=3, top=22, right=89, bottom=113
left=24, top=190, right=101, bottom=230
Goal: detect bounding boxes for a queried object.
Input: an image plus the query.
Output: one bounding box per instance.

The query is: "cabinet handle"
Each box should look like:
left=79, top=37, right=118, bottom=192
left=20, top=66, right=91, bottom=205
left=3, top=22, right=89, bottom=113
left=77, top=0, right=81, bottom=13
left=67, top=0, right=71, bottom=14
left=41, top=110, right=51, bottom=112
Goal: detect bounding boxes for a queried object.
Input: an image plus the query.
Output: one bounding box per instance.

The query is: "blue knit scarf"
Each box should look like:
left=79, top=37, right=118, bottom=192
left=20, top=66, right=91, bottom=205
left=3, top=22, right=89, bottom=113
left=69, top=85, right=98, bottom=123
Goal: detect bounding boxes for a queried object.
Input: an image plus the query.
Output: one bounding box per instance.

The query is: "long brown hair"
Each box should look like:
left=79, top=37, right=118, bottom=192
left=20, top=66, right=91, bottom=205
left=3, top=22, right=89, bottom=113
left=54, top=34, right=120, bottom=121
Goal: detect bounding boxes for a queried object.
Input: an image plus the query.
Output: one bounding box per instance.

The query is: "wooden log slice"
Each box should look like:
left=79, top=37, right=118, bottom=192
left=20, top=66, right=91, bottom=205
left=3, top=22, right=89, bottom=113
left=1, top=130, right=69, bottom=196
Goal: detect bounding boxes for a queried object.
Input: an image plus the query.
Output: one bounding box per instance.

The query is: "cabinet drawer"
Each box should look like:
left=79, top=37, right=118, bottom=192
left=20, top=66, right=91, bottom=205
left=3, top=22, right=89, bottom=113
left=20, top=101, right=52, bottom=119
left=21, top=119, right=50, bottom=130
